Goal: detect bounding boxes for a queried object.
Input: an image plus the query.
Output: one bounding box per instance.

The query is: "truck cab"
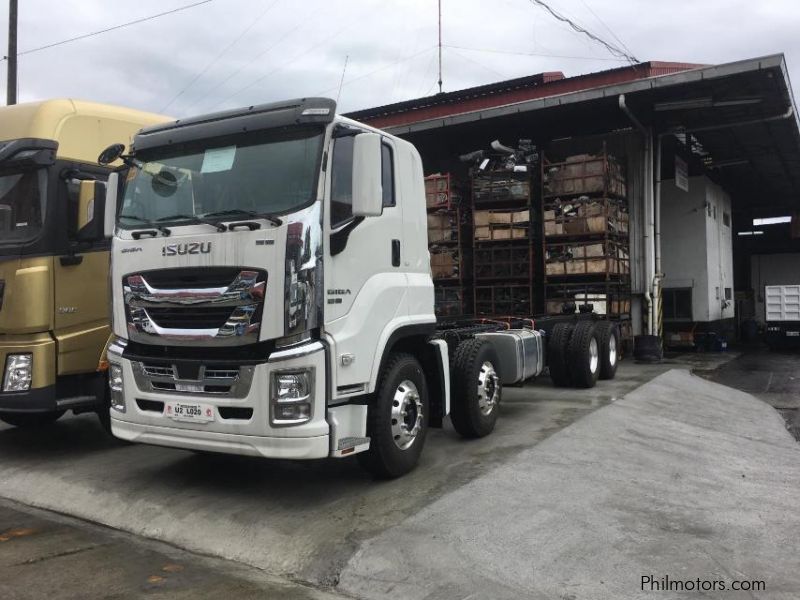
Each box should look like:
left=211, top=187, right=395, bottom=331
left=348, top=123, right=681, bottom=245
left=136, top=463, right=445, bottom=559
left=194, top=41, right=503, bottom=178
left=0, top=100, right=168, bottom=429
left=103, top=98, right=449, bottom=476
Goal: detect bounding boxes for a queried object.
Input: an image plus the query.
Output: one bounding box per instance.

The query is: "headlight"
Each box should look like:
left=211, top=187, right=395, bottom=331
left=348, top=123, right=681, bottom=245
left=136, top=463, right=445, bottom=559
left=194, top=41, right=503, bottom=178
left=108, top=363, right=126, bottom=412
left=271, top=369, right=313, bottom=426
left=3, top=354, right=32, bottom=392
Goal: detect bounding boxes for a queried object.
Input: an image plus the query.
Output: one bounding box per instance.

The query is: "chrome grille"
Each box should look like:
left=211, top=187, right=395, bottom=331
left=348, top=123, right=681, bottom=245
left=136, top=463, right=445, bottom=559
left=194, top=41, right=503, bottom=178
left=132, top=362, right=255, bottom=399
left=142, top=364, right=175, bottom=378
left=123, top=268, right=266, bottom=346
left=205, top=368, right=240, bottom=379
left=145, top=306, right=236, bottom=329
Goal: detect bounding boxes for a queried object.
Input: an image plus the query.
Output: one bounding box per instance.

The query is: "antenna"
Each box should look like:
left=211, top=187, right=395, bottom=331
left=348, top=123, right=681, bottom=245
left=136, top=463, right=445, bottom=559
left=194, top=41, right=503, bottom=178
left=437, top=0, right=443, bottom=94
left=336, top=55, right=349, bottom=105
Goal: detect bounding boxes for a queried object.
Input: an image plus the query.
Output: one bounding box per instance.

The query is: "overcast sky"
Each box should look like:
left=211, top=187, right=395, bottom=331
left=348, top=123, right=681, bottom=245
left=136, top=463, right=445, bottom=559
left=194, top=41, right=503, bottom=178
left=2, top=0, right=799, bottom=118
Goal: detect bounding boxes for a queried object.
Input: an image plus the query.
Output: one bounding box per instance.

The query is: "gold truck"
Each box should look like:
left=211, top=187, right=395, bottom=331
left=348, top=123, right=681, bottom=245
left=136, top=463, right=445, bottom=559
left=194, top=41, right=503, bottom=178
left=0, top=99, right=167, bottom=429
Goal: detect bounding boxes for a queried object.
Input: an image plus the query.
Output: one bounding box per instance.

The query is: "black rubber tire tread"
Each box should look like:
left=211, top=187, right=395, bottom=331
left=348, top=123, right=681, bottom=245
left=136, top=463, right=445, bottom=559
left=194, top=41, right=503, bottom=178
left=0, top=410, right=65, bottom=428
left=96, top=373, right=113, bottom=435
left=450, top=338, right=501, bottom=439
left=548, top=322, right=574, bottom=388
left=357, top=352, right=429, bottom=479
left=595, top=321, right=621, bottom=381
left=567, top=321, right=601, bottom=389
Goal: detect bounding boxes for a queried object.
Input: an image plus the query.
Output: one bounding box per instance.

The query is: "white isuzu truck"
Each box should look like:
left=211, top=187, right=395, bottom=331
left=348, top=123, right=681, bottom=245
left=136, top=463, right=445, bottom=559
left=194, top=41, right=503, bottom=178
left=99, top=98, right=618, bottom=477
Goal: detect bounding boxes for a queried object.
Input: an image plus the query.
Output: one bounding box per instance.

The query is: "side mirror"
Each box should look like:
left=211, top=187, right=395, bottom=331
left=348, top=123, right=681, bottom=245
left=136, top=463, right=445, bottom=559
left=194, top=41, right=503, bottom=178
left=98, top=143, right=126, bottom=166
left=104, top=172, right=119, bottom=239
left=73, top=180, right=107, bottom=242
left=351, top=133, right=383, bottom=217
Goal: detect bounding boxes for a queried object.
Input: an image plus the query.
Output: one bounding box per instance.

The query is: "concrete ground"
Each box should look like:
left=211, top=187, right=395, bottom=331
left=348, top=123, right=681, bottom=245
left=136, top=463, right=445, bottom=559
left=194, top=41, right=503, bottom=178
left=698, top=345, right=800, bottom=440
left=339, top=369, right=800, bottom=600
left=4, top=350, right=793, bottom=600
left=0, top=500, right=344, bottom=600
left=0, top=356, right=701, bottom=588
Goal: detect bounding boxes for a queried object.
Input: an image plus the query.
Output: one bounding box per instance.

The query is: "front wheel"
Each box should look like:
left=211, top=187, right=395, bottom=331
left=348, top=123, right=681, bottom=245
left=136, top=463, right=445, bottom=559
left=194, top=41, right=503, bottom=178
left=357, top=353, right=429, bottom=479
left=0, top=411, right=65, bottom=428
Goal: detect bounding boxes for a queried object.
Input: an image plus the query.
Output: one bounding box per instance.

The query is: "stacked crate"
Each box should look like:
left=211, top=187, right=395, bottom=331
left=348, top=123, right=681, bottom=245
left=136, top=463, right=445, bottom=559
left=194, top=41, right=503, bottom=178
left=426, top=174, right=470, bottom=318
left=471, top=172, right=536, bottom=317
left=541, top=145, right=632, bottom=318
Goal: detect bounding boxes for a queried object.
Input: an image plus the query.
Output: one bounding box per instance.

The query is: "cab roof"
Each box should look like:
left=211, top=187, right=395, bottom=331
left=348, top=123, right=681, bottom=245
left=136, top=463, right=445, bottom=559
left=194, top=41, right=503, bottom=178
left=0, top=99, right=169, bottom=164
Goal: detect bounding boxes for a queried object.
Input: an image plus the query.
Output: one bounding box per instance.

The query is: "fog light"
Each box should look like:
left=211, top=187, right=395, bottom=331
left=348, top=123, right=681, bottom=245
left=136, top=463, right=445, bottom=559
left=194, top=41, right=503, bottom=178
left=274, top=402, right=311, bottom=422
left=108, top=363, right=126, bottom=413
left=3, top=354, right=32, bottom=392
left=271, top=369, right=313, bottom=426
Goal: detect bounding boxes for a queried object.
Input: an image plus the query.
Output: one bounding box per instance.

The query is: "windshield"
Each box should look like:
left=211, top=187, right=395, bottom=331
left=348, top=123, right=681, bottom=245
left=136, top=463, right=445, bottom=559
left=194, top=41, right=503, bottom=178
left=119, top=127, right=324, bottom=228
left=0, top=169, right=47, bottom=244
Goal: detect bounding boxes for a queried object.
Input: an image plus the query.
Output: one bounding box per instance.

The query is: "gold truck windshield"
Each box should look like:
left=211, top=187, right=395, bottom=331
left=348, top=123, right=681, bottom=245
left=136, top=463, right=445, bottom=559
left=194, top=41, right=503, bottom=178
left=119, top=128, right=324, bottom=227
left=0, top=169, right=46, bottom=244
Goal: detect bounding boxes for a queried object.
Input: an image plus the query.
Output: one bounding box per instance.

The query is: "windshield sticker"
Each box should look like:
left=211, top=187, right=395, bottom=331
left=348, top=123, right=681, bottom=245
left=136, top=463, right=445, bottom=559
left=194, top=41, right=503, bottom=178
left=201, top=146, right=236, bottom=173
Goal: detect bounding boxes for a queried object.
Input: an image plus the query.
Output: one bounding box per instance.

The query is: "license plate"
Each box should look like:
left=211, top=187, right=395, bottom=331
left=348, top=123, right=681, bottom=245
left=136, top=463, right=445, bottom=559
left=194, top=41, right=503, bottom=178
left=787, top=331, right=800, bottom=337
left=165, top=402, right=215, bottom=423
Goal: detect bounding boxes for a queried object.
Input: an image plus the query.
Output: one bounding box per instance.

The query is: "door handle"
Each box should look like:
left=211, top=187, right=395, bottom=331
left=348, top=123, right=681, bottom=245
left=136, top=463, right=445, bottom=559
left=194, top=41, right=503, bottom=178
left=391, top=239, right=401, bottom=267
left=60, top=255, right=83, bottom=266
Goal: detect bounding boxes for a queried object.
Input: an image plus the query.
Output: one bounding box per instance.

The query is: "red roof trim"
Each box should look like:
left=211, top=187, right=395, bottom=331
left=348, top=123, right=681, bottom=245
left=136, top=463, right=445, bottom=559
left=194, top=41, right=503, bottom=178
left=348, top=61, right=704, bottom=130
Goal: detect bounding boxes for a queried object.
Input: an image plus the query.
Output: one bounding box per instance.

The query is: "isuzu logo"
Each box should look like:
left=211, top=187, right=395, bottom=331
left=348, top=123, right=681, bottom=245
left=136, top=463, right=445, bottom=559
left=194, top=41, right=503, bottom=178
left=162, top=242, right=212, bottom=257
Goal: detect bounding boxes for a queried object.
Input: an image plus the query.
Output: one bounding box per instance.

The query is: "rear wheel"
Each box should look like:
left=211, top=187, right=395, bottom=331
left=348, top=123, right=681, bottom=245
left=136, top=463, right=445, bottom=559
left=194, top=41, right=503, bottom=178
left=568, top=321, right=601, bottom=389
left=548, top=322, right=574, bottom=387
left=0, top=411, right=65, bottom=428
left=596, top=321, right=621, bottom=380
left=450, top=338, right=501, bottom=438
left=357, top=353, right=429, bottom=479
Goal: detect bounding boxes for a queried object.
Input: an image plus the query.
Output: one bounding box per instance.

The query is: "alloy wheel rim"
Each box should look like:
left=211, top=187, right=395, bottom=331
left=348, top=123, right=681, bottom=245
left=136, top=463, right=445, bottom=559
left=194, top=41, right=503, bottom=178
left=391, top=379, right=423, bottom=450
left=608, top=334, right=617, bottom=367
left=589, top=338, right=599, bottom=374
left=477, top=361, right=500, bottom=416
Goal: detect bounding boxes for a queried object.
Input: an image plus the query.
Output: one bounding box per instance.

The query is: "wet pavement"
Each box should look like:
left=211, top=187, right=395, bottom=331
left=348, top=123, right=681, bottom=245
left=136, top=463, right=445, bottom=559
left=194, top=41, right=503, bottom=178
left=0, top=500, right=344, bottom=600
left=699, top=345, right=800, bottom=440
left=0, top=352, right=741, bottom=596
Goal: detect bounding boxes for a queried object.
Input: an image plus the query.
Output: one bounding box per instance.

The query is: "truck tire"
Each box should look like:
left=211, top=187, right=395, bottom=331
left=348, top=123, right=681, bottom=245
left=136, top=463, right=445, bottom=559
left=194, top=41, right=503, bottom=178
left=596, top=321, right=620, bottom=380
left=567, top=321, right=601, bottom=389
left=0, top=411, right=65, bottom=428
left=548, top=322, right=574, bottom=388
left=450, top=338, right=501, bottom=438
left=357, top=353, right=429, bottom=479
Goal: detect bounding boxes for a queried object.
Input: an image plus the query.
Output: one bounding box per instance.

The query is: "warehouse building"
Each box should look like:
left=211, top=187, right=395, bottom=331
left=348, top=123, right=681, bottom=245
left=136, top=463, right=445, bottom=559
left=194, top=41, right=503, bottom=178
left=348, top=54, right=800, bottom=352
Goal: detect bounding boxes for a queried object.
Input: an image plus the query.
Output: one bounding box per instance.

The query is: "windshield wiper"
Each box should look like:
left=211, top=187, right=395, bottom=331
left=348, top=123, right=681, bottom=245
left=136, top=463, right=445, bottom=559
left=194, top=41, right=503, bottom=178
left=119, top=214, right=171, bottom=237
left=202, top=209, right=283, bottom=227
left=155, top=214, right=227, bottom=232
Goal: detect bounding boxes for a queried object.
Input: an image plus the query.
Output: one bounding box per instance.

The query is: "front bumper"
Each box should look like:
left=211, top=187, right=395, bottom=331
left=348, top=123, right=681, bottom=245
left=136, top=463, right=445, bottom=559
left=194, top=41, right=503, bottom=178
left=0, top=333, right=57, bottom=413
left=111, top=418, right=329, bottom=459
left=108, top=340, right=333, bottom=459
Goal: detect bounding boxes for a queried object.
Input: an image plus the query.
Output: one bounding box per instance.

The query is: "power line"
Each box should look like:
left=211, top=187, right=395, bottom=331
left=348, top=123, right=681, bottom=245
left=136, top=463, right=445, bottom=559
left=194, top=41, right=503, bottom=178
left=446, top=47, right=507, bottom=80
left=316, top=46, right=437, bottom=98
left=526, top=0, right=638, bottom=64
left=160, top=0, right=282, bottom=112
left=2, top=0, right=216, bottom=61
left=211, top=21, right=355, bottom=110
left=577, top=0, right=636, bottom=60
left=183, top=11, right=313, bottom=113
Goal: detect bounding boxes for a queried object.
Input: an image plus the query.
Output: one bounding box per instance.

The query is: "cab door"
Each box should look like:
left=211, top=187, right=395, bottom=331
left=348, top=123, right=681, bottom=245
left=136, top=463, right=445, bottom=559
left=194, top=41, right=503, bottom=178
left=323, top=130, right=407, bottom=391
left=53, top=177, right=111, bottom=376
